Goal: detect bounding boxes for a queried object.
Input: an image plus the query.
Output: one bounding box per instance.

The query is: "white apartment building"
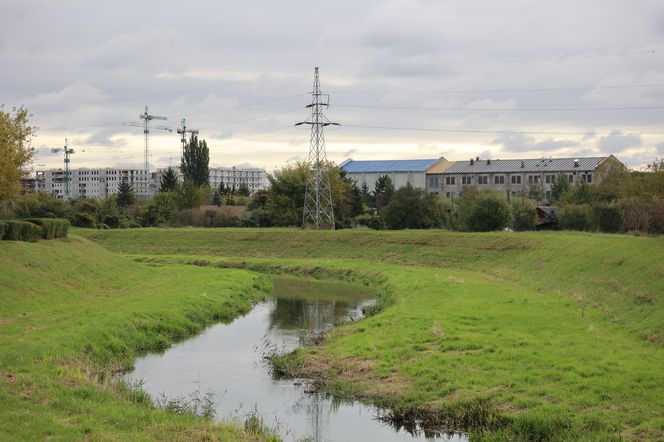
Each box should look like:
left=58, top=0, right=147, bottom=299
left=208, top=166, right=268, bottom=193
left=40, top=168, right=152, bottom=200
left=153, top=166, right=268, bottom=194
left=25, top=165, right=269, bottom=200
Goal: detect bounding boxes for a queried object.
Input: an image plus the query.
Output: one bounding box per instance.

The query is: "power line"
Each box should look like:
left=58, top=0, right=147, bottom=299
left=335, top=103, right=664, bottom=112
left=343, top=123, right=664, bottom=136
left=322, top=49, right=660, bottom=69
left=328, top=82, right=664, bottom=95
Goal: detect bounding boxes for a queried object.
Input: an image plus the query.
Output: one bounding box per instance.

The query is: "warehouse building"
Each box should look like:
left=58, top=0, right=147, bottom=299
left=340, top=157, right=448, bottom=191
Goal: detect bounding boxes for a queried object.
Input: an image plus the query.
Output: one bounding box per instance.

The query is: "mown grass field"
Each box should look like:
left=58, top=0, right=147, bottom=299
left=76, top=228, right=664, bottom=441
left=0, top=236, right=274, bottom=441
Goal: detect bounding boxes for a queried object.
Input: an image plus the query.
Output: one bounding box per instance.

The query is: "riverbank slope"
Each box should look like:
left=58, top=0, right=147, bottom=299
left=78, top=228, right=664, bottom=441
left=0, top=236, right=273, bottom=441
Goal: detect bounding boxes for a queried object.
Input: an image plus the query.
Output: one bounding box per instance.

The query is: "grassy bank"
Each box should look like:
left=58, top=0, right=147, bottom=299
left=0, top=236, right=273, bottom=441
left=76, top=228, right=664, bottom=441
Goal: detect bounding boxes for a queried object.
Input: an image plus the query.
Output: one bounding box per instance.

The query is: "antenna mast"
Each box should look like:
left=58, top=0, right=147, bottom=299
left=296, top=67, right=339, bottom=230
left=138, top=105, right=167, bottom=171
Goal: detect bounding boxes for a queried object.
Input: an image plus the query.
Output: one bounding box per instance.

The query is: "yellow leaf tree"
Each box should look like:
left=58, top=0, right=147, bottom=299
left=0, top=106, right=35, bottom=201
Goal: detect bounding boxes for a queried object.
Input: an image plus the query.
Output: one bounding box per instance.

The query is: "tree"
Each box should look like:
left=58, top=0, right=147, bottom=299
left=237, top=182, right=251, bottom=197
left=373, top=175, right=395, bottom=212
left=175, top=179, right=205, bottom=210
left=116, top=181, right=135, bottom=207
left=180, top=135, right=209, bottom=187
left=550, top=174, right=570, bottom=203
left=457, top=188, right=513, bottom=231
left=159, top=167, right=179, bottom=192
left=211, top=189, right=222, bottom=206
left=0, top=106, right=36, bottom=200
left=512, top=198, right=537, bottom=231
left=360, top=183, right=374, bottom=207
left=382, top=184, right=445, bottom=229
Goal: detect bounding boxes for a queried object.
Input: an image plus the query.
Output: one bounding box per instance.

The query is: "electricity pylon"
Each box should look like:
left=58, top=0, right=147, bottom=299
left=50, top=139, right=76, bottom=199
left=296, top=67, right=339, bottom=230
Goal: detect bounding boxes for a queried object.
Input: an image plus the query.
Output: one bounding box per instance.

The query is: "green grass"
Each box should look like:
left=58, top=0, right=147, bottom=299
left=75, top=228, right=664, bottom=441
left=0, top=236, right=273, bottom=441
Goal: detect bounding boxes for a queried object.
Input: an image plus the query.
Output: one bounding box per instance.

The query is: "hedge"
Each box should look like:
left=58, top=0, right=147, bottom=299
left=2, top=220, right=43, bottom=242
left=0, top=221, right=6, bottom=240
left=559, top=205, right=596, bottom=232
left=23, top=218, right=70, bottom=239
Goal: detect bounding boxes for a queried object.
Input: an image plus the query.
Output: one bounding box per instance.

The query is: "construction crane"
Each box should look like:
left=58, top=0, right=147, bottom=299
left=176, top=118, right=199, bottom=162
left=50, top=139, right=76, bottom=199
left=123, top=105, right=169, bottom=171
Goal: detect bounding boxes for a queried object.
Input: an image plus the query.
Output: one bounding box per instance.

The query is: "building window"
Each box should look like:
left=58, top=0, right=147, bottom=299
left=445, top=176, right=456, bottom=185
left=568, top=174, right=574, bottom=183
left=545, top=174, right=554, bottom=184
left=585, top=174, right=592, bottom=183
left=462, top=176, right=472, bottom=185
left=511, top=175, right=521, bottom=185
left=428, top=176, right=439, bottom=187
left=478, top=176, right=488, bottom=185
left=533, top=176, right=540, bottom=183
left=494, top=175, right=505, bottom=185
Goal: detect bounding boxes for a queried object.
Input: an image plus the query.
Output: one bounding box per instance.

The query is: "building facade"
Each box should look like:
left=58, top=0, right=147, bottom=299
left=340, top=157, right=448, bottom=191
left=427, top=156, right=624, bottom=200
left=22, top=165, right=268, bottom=200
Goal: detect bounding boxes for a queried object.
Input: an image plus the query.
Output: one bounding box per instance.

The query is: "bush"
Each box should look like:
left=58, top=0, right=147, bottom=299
left=559, top=205, right=596, bottom=231
left=620, top=197, right=664, bottom=234
left=381, top=184, right=446, bottom=230
left=457, top=188, right=513, bottom=231
left=512, top=199, right=538, bottom=231
left=23, top=218, right=70, bottom=239
left=192, top=209, right=240, bottom=227
left=0, top=221, right=6, bottom=239
left=2, top=220, right=42, bottom=242
left=169, top=209, right=196, bottom=227
left=593, top=204, right=623, bottom=233
left=355, top=214, right=385, bottom=230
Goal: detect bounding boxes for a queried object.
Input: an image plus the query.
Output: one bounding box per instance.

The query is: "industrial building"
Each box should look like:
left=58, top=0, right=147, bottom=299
left=429, top=155, right=625, bottom=200
left=340, top=157, right=448, bottom=191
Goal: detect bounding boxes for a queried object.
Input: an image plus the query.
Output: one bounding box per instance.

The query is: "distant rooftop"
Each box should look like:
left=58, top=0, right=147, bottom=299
left=442, top=157, right=610, bottom=174
left=340, top=158, right=442, bottom=173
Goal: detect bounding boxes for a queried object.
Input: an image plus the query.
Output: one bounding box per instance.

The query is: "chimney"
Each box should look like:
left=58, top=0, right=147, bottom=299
left=476, top=156, right=480, bottom=161
left=574, top=159, right=579, bottom=167
left=521, top=160, right=525, bottom=168
left=470, top=158, right=474, bottom=165
left=487, top=159, right=491, bottom=165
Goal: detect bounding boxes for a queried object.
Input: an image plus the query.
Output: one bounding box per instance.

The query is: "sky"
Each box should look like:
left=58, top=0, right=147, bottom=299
left=2, top=0, right=664, bottom=172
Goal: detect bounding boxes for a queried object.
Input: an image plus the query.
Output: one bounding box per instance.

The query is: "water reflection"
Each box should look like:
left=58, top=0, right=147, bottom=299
left=125, top=276, right=466, bottom=442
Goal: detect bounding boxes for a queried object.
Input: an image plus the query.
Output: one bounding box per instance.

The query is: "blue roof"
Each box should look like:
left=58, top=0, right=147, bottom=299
left=341, top=158, right=439, bottom=173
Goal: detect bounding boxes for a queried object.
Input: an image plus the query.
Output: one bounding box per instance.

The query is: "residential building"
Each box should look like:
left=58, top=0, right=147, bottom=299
left=429, top=155, right=625, bottom=201
left=340, top=157, right=449, bottom=191
left=22, top=165, right=269, bottom=200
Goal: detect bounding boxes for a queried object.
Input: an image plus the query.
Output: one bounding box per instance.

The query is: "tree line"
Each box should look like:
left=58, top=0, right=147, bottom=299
left=2, top=105, right=663, bottom=233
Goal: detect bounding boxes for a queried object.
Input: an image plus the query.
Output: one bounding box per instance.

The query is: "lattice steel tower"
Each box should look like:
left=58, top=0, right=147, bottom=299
left=296, top=67, right=339, bottom=230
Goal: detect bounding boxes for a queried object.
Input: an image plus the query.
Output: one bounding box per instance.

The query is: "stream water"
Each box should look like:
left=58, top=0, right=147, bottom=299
left=125, top=277, right=467, bottom=442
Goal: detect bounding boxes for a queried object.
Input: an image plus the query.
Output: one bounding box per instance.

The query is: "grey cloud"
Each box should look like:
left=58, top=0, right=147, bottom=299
left=598, top=130, right=642, bottom=153
left=657, top=142, right=664, bottom=155
left=491, top=133, right=579, bottom=153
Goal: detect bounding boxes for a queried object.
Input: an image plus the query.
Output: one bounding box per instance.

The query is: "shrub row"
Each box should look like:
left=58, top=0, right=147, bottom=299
left=0, top=218, right=70, bottom=242
left=0, top=220, right=43, bottom=242
left=23, top=218, right=70, bottom=239
left=558, top=204, right=625, bottom=233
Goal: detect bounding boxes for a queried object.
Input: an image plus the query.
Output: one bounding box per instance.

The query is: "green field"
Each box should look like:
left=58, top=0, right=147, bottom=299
left=0, top=236, right=275, bottom=441
left=3, top=228, right=664, bottom=441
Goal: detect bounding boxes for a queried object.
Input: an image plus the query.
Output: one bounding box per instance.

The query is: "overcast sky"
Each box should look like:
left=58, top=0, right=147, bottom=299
left=2, top=0, right=664, bottom=172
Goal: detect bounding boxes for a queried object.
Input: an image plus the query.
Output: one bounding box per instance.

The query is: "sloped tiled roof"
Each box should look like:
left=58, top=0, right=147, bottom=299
left=442, top=157, right=608, bottom=174
left=341, top=158, right=440, bottom=173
